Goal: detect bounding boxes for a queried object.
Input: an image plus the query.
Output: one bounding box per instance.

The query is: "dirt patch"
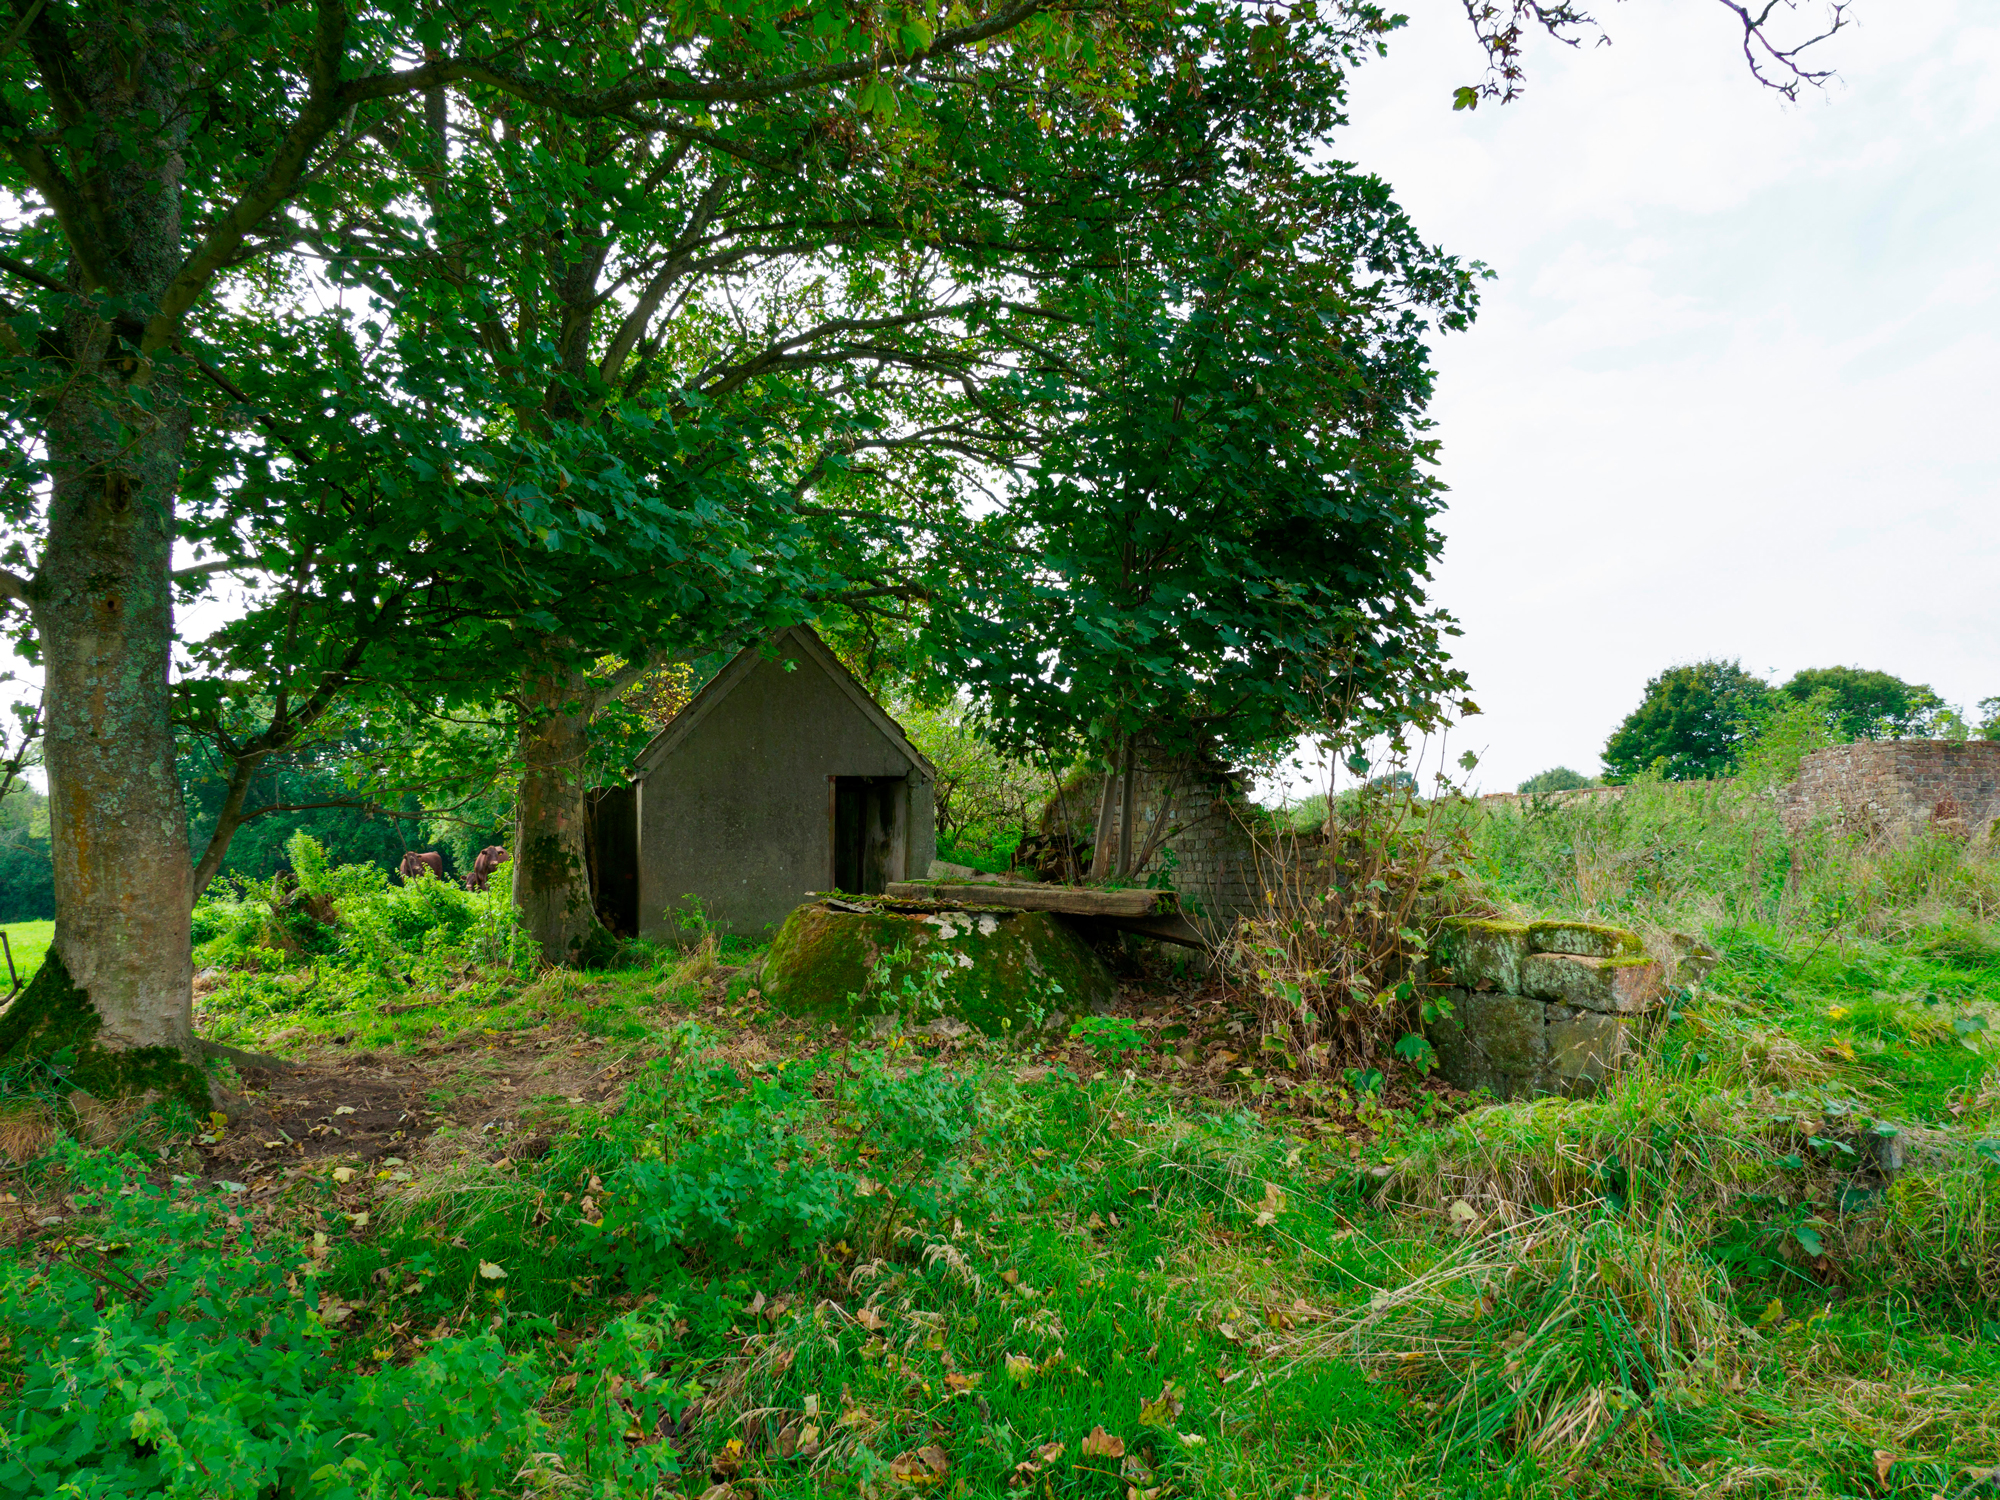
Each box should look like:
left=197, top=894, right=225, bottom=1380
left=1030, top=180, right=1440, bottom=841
left=202, top=1060, right=432, bottom=1185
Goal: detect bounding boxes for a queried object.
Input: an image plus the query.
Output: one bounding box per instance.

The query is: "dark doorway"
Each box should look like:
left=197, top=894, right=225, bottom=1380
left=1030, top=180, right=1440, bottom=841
left=831, top=776, right=905, bottom=894
left=586, top=784, right=639, bottom=936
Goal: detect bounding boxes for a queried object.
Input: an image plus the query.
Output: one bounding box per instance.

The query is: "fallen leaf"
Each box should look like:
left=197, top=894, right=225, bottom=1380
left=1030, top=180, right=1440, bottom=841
left=1079, top=1426, right=1126, bottom=1460
left=944, top=1372, right=981, bottom=1392
left=889, top=1446, right=950, bottom=1482
left=333, top=1106, right=356, bottom=1116
left=1005, top=1353, right=1036, bottom=1384
left=1254, top=1182, right=1286, bottom=1227
left=855, top=1306, right=886, bottom=1331
left=478, top=1260, right=507, bottom=1280
left=208, top=1111, right=228, bottom=1130
left=330, top=1165, right=356, bottom=1183
left=1757, top=1297, right=1783, bottom=1328
left=1449, top=1199, right=1478, bottom=1225
left=1137, top=1381, right=1184, bottom=1428
left=797, top=1422, right=820, bottom=1454
left=346, top=1211, right=369, bottom=1230
left=1001, top=1268, right=1020, bottom=1286
left=1874, top=1451, right=1895, bottom=1486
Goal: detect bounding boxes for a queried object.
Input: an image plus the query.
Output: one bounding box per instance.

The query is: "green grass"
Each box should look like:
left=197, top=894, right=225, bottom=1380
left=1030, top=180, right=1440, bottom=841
left=0, top=918, right=49, bottom=989
left=6, top=810, right=2000, bottom=1499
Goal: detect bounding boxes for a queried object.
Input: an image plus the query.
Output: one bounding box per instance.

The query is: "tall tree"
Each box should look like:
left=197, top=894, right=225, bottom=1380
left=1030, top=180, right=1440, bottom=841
left=1779, top=666, right=1944, bottom=742
left=940, top=171, right=1478, bottom=876
left=0, top=0, right=1152, bottom=1096
left=1602, top=659, right=1771, bottom=781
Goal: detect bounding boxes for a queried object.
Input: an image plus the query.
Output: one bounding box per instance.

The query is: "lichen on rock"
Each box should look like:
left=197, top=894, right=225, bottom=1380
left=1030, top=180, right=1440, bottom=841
left=759, top=900, right=1115, bottom=1034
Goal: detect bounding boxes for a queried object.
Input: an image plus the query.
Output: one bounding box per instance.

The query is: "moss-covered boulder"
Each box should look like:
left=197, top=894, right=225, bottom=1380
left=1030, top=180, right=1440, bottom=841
left=759, top=900, right=1114, bottom=1034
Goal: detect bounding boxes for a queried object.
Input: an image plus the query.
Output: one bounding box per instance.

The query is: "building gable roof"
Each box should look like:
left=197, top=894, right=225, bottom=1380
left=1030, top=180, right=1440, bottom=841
left=629, top=625, right=936, bottom=779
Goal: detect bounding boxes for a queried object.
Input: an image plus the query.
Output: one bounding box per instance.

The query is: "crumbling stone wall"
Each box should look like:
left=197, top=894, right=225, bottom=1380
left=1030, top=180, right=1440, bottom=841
left=1780, top=741, right=2000, bottom=841
left=1425, top=919, right=1666, bottom=1100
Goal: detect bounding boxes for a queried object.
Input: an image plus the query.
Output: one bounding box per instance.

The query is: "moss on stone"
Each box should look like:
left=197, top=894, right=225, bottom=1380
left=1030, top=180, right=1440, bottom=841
left=1525, top=920, right=1645, bottom=959
left=760, top=901, right=1114, bottom=1034
left=0, top=949, right=208, bottom=1110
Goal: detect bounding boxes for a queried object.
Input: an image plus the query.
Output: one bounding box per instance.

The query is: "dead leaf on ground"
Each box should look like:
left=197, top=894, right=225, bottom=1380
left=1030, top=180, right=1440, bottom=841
left=1137, top=1381, right=1184, bottom=1428
left=1079, top=1426, right=1126, bottom=1460
left=889, top=1445, right=950, bottom=1483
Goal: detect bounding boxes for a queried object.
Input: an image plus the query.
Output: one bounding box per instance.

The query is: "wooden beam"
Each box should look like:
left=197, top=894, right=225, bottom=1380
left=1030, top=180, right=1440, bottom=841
left=1078, top=912, right=1211, bottom=950
left=885, top=881, right=1175, bottom=919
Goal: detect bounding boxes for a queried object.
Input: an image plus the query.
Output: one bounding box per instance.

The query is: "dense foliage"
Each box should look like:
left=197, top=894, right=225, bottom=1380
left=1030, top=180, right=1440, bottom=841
left=1515, top=765, right=1595, bottom=794
left=1779, top=666, right=1946, bottom=741
left=1601, top=659, right=1774, bottom=781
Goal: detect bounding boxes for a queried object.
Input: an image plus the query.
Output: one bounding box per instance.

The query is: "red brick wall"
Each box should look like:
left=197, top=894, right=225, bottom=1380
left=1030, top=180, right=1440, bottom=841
left=1780, top=741, right=2000, bottom=839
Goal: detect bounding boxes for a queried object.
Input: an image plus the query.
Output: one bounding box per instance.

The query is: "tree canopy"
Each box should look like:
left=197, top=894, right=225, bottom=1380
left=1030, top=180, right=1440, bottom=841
left=1602, top=660, right=1772, bottom=782
left=1779, top=667, right=1945, bottom=742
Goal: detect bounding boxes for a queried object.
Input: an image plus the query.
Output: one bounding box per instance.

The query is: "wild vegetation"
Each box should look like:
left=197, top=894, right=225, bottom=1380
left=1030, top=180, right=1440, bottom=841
left=4, top=723, right=1996, bottom=1498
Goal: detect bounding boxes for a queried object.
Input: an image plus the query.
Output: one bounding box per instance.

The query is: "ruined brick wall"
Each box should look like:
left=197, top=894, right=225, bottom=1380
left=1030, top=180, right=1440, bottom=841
left=1780, top=741, right=2000, bottom=839
left=1099, top=765, right=1264, bottom=937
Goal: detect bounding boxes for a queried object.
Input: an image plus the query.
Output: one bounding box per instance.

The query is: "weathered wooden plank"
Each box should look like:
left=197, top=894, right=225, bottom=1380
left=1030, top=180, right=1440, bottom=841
left=1091, top=913, right=1210, bottom=950
left=885, top=881, right=1174, bottom=919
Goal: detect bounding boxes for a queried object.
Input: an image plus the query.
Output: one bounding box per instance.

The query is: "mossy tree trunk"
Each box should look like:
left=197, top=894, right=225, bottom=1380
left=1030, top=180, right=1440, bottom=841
left=0, top=12, right=205, bottom=1106
left=511, top=663, right=610, bottom=966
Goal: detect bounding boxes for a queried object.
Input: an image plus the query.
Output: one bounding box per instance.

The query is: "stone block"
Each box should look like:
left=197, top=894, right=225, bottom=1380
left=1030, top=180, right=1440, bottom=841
left=1525, top=920, right=1645, bottom=960
left=1545, top=1005, right=1634, bottom=1088
left=1423, top=987, right=1481, bottom=1091
left=1429, top=988, right=1548, bottom=1097
left=1434, top=919, right=1530, bottom=992
left=1518, top=952, right=1663, bottom=1014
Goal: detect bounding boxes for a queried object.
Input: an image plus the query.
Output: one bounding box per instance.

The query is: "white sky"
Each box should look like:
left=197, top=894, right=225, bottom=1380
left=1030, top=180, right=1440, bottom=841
left=1304, top=0, right=2000, bottom=796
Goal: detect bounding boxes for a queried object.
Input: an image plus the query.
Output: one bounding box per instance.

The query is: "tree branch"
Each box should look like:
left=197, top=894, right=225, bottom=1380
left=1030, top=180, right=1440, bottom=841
left=343, top=0, right=1048, bottom=111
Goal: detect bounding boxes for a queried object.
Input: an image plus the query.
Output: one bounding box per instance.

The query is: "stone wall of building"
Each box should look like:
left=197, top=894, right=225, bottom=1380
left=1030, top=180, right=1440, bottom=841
left=1779, top=741, right=2000, bottom=840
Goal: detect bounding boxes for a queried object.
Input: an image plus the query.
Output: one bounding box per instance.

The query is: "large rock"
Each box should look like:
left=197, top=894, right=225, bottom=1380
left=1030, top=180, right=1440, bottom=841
left=759, top=900, right=1115, bottom=1034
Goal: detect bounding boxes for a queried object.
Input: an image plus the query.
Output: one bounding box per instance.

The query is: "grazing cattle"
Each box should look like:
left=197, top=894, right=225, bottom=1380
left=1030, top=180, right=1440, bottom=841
left=466, top=845, right=511, bottom=892
left=399, top=851, right=446, bottom=882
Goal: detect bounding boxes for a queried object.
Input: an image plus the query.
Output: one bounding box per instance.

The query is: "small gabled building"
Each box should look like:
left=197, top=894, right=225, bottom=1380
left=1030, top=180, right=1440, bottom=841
left=599, top=626, right=936, bottom=941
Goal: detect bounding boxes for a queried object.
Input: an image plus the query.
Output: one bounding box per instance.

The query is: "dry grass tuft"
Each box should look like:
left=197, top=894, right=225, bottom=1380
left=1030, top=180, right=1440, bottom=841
left=0, top=1100, right=55, bottom=1165
left=1289, top=1206, right=1742, bottom=1473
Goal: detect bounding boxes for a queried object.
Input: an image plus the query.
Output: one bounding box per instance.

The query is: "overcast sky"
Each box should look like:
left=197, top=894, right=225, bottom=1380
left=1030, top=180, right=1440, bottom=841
left=1298, top=0, right=2000, bottom=797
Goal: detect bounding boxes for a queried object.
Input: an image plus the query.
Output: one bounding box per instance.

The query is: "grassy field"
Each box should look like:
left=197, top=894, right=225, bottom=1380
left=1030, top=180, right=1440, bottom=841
left=0, top=919, right=49, bottom=991
left=1, top=801, right=1996, bottom=1499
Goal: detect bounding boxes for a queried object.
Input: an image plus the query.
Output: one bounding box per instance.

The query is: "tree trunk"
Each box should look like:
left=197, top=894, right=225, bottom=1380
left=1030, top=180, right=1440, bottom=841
left=0, top=22, right=205, bottom=1106
left=511, top=664, right=610, bottom=966
left=190, top=747, right=271, bottom=903
left=1116, top=737, right=1139, bottom=879
left=1087, top=751, right=1120, bottom=882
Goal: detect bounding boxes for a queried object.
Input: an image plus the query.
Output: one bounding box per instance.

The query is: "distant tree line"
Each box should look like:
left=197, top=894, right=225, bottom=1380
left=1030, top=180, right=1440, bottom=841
left=1595, top=662, right=1999, bottom=784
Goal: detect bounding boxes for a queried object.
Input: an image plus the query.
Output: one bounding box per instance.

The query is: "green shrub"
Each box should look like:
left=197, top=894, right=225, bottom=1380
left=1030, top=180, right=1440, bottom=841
left=1516, top=765, right=1594, bottom=794
left=0, top=1144, right=554, bottom=1499
left=587, top=1034, right=1048, bottom=1278
left=192, top=835, right=536, bottom=1029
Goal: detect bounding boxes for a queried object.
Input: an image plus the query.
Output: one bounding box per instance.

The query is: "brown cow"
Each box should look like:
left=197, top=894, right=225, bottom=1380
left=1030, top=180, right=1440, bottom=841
left=399, top=851, right=446, bottom=882
left=466, top=845, right=511, bottom=892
